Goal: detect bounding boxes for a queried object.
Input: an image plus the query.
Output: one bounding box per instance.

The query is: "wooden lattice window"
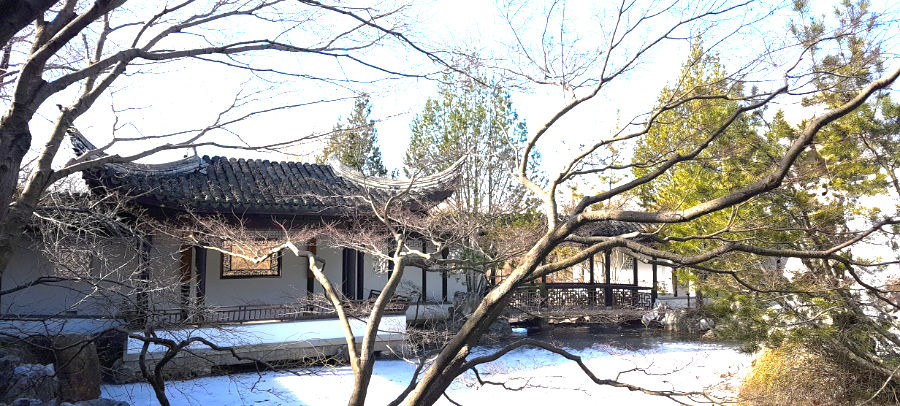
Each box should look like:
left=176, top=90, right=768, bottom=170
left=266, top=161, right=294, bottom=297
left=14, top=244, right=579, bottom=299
left=220, top=241, right=281, bottom=279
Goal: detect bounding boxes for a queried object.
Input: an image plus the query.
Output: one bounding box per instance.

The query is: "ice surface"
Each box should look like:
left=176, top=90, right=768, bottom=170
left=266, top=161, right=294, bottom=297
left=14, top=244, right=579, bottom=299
left=104, top=338, right=751, bottom=405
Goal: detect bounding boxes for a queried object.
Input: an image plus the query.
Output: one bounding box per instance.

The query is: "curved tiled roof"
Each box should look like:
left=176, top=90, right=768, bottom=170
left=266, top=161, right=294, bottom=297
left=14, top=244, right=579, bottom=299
left=586, top=220, right=646, bottom=237
left=70, top=129, right=457, bottom=216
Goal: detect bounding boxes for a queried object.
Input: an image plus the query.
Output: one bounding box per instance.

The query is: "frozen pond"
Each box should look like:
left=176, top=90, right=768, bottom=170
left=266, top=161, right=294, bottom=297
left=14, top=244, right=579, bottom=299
left=103, top=326, right=752, bottom=405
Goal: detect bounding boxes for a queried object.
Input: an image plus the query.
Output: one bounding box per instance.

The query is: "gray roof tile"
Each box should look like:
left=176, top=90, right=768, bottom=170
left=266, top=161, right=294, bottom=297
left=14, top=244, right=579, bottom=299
left=83, top=155, right=453, bottom=216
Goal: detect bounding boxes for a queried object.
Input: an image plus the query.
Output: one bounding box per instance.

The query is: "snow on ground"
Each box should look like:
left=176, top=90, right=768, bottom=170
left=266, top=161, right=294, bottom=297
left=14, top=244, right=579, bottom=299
left=0, top=318, right=123, bottom=338
left=124, top=316, right=406, bottom=354
left=103, top=338, right=752, bottom=405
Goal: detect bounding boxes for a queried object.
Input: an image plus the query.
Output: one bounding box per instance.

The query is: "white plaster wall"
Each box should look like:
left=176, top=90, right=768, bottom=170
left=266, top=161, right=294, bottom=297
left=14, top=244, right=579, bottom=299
left=539, top=250, right=677, bottom=297
left=307, top=245, right=338, bottom=295
left=2, top=245, right=80, bottom=315
left=304, top=245, right=384, bottom=299
left=630, top=261, right=674, bottom=293
left=362, top=254, right=388, bottom=298
left=394, top=267, right=471, bottom=304
left=147, top=234, right=187, bottom=310
left=2, top=234, right=479, bottom=317
left=429, top=270, right=445, bottom=302
left=396, top=265, right=424, bottom=301
left=1, top=240, right=138, bottom=317
left=202, top=249, right=309, bottom=307
left=446, top=272, right=468, bottom=300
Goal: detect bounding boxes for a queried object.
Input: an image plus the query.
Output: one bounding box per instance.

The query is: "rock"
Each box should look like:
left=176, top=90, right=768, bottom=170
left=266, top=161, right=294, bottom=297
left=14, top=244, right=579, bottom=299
left=662, top=311, right=683, bottom=330
left=9, top=399, right=57, bottom=406
left=107, top=359, right=138, bottom=384
left=62, top=399, right=129, bottom=406
left=2, top=397, right=127, bottom=406
left=53, top=335, right=101, bottom=402
left=482, top=318, right=511, bottom=342
left=2, top=363, right=57, bottom=403
left=0, top=354, right=23, bottom=396
left=93, top=330, right=126, bottom=375
left=641, top=309, right=665, bottom=328
left=698, top=318, right=715, bottom=332
left=701, top=329, right=717, bottom=340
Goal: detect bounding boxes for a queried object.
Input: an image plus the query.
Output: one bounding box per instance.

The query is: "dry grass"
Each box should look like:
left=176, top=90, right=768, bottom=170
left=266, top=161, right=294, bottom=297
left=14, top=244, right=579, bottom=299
left=739, top=343, right=896, bottom=406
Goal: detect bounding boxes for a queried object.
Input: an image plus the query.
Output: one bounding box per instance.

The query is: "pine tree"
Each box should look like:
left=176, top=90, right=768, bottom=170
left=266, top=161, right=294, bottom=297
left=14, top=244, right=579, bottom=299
left=405, top=76, right=538, bottom=214
left=319, top=95, right=388, bottom=177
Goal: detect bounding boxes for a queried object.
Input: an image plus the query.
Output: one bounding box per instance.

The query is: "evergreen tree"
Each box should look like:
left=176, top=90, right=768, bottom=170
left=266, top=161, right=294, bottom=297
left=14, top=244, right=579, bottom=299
left=319, top=95, right=388, bottom=177
left=633, top=4, right=900, bottom=390
left=405, top=76, right=539, bottom=214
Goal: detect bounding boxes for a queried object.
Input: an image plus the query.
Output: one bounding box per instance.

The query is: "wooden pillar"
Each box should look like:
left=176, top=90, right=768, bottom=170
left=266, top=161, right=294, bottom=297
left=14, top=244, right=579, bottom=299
left=136, top=235, right=152, bottom=327
left=673, top=268, right=678, bottom=297
left=179, top=245, right=193, bottom=320
left=356, top=251, right=365, bottom=300
left=306, top=239, right=316, bottom=295
left=539, top=258, right=547, bottom=308
left=632, top=257, right=639, bottom=286
left=441, top=247, right=448, bottom=303
left=420, top=240, right=427, bottom=303
left=604, top=250, right=613, bottom=307
left=588, top=255, right=596, bottom=305
left=194, top=246, right=207, bottom=307
left=588, top=255, right=595, bottom=284
left=651, top=258, right=658, bottom=306
left=631, top=256, right=640, bottom=306
left=342, top=248, right=359, bottom=299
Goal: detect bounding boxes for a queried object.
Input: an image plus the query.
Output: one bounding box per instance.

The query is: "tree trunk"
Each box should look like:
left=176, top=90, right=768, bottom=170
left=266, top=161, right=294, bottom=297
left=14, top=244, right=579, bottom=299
left=0, top=114, right=32, bottom=221
left=404, top=236, right=554, bottom=405
left=0, top=112, right=34, bottom=307
left=348, top=255, right=407, bottom=406
left=348, top=362, right=374, bottom=406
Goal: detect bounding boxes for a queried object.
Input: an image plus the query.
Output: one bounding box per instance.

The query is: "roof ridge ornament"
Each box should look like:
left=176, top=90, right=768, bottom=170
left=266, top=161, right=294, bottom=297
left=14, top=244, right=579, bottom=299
left=326, top=154, right=463, bottom=193
left=67, top=127, right=207, bottom=175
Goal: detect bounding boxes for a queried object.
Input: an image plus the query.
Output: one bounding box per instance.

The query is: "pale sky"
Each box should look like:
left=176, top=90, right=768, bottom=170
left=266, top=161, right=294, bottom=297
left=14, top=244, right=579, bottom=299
left=12, top=0, right=898, bottom=270
left=22, top=0, right=900, bottom=187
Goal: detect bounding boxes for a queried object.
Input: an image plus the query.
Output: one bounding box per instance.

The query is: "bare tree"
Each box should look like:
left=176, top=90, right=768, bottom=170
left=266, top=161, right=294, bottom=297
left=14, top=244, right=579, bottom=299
left=392, top=2, right=900, bottom=405
left=0, top=0, right=451, bottom=292
left=5, top=1, right=900, bottom=405
left=2, top=188, right=361, bottom=405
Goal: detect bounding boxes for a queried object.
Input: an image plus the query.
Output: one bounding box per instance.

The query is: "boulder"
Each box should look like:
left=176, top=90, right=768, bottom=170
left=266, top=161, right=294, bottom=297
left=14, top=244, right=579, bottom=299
left=52, top=335, right=101, bottom=402
left=0, top=353, right=23, bottom=397
left=62, top=399, right=129, bottom=406
left=484, top=318, right=512, bottom=341
left=2, top=363, right=57, bottom=403
left=8, top=399, right=57, bottom=406
left=641, top=309, right=665, bottom=328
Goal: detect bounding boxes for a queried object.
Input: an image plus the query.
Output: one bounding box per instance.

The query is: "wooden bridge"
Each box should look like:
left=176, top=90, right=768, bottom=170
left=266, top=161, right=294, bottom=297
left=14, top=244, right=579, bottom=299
left=510, top=282, right=654, bottom=311
left=505, top=246, right=663, bottom=314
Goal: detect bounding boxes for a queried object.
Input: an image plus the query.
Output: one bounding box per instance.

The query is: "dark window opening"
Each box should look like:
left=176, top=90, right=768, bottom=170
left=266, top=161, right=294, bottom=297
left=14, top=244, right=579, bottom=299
left=342, top=248, right=365, bottom=300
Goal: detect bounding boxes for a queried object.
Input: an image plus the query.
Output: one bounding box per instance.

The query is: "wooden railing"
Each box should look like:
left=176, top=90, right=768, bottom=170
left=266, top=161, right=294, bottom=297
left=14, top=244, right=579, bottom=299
left=142, top=295, right=410, bottom=327
left=509, top=283, right=653, bottom=310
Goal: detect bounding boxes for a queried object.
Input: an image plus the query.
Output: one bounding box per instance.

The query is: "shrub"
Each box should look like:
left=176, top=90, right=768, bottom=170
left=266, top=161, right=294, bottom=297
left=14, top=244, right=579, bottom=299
left=739, top=342, right=897, bottom=405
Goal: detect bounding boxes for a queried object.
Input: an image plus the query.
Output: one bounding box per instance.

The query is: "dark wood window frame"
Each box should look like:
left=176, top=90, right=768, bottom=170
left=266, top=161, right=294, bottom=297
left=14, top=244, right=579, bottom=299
left=220, top=241, right=282, bottom=279
left=341, top=248, right=365, bottom=300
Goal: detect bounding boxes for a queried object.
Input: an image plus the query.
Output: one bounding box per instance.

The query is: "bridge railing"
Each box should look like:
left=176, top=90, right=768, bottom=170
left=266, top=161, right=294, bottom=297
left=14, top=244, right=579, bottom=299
left=510, top=282, right=653, bottom=310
